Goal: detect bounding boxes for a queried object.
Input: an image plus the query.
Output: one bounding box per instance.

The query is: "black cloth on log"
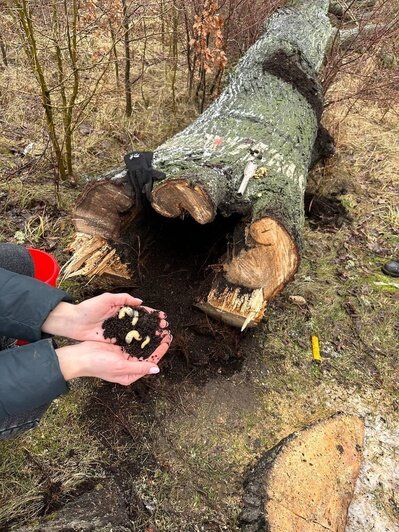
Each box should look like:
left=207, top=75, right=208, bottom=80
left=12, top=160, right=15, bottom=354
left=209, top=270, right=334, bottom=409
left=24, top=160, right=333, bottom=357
left=124, top=151, right=165, bottom=208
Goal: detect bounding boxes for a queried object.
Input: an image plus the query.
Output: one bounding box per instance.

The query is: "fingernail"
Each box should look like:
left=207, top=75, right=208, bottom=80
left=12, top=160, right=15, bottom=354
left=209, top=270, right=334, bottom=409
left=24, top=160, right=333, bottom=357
left=149, top=366, right=160, bottom=374
left=136, top=299, right=143, bottom=305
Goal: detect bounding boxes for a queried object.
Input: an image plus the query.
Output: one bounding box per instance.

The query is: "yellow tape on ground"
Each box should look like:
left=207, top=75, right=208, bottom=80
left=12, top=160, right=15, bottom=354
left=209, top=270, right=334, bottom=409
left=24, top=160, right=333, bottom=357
left=311, top=335, right=321, bottom=361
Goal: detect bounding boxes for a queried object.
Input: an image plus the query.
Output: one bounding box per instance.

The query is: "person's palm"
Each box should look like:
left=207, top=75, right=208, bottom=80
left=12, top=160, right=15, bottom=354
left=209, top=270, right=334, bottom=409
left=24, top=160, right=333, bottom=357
left=70, top=293, right=172, bottom=364
left=71, top=293, right=143, bottom=341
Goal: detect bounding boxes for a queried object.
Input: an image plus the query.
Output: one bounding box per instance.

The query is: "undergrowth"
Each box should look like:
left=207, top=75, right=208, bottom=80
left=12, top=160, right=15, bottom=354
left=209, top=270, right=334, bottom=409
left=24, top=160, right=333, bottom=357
left=0, top=0, right=398, bottom=529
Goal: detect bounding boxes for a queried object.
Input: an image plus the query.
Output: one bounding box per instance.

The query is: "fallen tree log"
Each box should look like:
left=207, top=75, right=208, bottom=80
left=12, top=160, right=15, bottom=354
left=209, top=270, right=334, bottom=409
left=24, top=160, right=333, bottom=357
left=70, top=0, right=334, bottom=328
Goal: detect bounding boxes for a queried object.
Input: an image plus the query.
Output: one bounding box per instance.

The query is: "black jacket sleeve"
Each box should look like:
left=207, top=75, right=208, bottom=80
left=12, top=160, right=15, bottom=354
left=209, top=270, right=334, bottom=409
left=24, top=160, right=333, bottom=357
left=0, top=340, right=69, bottom=418
left=0, top=267, right=72, bottom=419
left=0, top=267, right=71, bottom=341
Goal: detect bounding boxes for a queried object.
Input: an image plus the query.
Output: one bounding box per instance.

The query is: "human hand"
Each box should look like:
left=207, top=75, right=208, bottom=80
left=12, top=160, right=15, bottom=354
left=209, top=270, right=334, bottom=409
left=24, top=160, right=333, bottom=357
left=44, top=294, right=172, bottom=363
left=43, top=293, right=144, bottom=341
left=135, top=305, right=172, bottom=365
left=56, top=341, right=160, bottom=386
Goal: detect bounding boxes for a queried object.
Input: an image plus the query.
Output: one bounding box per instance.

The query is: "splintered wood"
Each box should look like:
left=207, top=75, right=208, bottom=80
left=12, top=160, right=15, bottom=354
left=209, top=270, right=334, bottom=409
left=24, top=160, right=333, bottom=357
left=61, top=233, right=130, bottom=282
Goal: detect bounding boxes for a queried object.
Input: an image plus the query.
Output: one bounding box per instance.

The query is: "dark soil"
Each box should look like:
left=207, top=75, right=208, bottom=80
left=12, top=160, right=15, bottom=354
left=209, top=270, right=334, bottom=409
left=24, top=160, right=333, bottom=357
left=105, top=207, right=245, bottom=385
left=102, top=306, right=162, bottom=359
left=304, top=192, right=351, bottom=229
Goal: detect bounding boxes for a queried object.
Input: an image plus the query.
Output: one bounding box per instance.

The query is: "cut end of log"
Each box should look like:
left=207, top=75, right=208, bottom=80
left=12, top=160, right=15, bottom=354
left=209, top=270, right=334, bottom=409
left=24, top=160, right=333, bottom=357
left=61, top=233, right=130, bottom=282
left=241, top=413, right=364, bottom=532
left=151, top=179, right=215, bottom=224
left=196, top=217, right=299, bottom=328
left=72, top=180, right=136, bottom=240
left=224, top=217, right=299, bottom=297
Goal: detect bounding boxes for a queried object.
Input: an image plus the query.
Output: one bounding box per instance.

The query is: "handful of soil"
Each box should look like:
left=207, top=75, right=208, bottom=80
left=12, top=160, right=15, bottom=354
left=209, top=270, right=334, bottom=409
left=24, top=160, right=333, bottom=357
left=102, top=306, right=162, bottom=359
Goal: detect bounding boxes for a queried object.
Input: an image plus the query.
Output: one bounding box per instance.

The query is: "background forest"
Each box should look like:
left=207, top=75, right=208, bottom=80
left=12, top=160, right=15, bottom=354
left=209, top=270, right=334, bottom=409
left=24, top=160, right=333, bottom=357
left=0, top=1, right=399, bottom=530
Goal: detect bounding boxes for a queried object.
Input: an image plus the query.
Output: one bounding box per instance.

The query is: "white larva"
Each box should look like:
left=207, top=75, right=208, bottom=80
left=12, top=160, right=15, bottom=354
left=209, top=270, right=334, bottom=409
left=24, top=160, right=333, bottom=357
left=118, top=306, right=134, bottom=319
left=131, top=311, right=139, bottom=327
left=125, top=330, right=142, bottom=344
left=141, top=336, right=151, bottom=349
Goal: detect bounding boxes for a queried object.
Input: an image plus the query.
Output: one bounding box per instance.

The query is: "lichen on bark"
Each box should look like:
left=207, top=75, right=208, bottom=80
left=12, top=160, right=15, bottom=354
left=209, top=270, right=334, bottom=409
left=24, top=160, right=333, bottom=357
left=151, top=0, right=333, bottom=242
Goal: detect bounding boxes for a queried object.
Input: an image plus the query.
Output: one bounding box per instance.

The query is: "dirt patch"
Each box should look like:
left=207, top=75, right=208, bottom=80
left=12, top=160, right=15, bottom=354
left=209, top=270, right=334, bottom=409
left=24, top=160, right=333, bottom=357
left=304, top=192, right=352, bottom=229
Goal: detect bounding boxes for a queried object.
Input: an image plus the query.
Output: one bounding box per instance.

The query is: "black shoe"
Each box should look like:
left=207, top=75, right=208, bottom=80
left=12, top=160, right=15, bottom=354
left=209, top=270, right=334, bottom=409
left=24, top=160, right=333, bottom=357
left=382, top=260, right=399, bottom=277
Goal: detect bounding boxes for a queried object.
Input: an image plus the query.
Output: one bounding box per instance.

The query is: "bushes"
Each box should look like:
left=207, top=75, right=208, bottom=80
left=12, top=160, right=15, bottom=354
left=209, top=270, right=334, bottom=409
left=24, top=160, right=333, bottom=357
left=2, top=0, right=284, bottom=187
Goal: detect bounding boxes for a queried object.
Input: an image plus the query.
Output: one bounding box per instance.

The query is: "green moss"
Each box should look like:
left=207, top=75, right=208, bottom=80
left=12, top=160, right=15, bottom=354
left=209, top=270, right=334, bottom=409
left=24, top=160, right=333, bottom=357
left=367, top=274, right=399, bottom=293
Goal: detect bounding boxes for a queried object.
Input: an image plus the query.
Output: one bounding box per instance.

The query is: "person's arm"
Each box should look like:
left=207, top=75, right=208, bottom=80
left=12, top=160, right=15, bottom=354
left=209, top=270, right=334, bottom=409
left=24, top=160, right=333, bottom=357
left=0, top=340, right=160, bottom=420
left=0, top=269, right=165, bottom=420
left=0, top=267, right=71, bottom=342
left=0, top=340, right=68, bottom=419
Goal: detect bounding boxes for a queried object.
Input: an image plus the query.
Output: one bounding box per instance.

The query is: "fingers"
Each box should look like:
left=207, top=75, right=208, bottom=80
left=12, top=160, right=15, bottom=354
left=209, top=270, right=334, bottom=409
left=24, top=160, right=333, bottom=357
left=119, top=359, right=160, bottom=376
left=111, top=293, right=143, bottom=308
left=154, top=329, right=173, bottom=347
left=139, top=305, right=167, bottom=320
left=136, top=306, right=169, bottom=331
left=147, top=342, right=170, bottom=364
left=112, top=355, right=161, bottom=385
left=146, top=330, right=172, bottom=364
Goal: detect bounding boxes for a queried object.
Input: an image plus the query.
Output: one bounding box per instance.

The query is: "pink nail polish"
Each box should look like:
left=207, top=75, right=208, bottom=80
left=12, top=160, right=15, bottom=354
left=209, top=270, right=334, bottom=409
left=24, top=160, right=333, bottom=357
left=149, top=367, right=160, bottom=374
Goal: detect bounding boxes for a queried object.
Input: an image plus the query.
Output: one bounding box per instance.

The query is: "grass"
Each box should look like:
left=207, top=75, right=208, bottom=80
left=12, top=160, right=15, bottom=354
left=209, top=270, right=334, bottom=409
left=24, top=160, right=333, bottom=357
left=0, top=14, right=399, bottom=532
left=0, top=383, right=104, bottom=529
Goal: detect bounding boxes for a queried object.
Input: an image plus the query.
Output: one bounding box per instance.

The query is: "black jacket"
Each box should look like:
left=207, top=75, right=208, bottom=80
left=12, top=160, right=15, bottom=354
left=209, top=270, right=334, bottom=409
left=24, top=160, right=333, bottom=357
left=0, top=267, right=71, bottom=420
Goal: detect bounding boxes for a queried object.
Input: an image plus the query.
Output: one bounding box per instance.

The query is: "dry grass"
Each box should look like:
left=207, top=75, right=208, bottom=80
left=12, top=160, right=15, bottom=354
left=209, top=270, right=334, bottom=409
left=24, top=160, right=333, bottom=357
left=0, top=383, right=104, bottom=529
left=0, top=2, right=399, bottom=530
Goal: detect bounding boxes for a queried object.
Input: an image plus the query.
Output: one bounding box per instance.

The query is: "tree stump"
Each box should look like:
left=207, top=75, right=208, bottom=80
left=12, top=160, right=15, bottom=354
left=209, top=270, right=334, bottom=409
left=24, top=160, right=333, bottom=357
left=70, top=0, right=334, bottom=328
left=240, top=413, right=364, bottom=531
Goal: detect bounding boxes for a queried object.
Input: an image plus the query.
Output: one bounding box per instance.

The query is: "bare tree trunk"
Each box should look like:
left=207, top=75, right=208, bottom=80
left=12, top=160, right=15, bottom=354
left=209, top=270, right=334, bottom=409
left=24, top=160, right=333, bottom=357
left=14, top=0, right=67, bottom=182
left=0, top=32, right=8, bottom=67
left=109, top=21, right=120, bottom=88
left=63, top=0, right=79, bottom=180
left=121, top=0, right=132, bottom=117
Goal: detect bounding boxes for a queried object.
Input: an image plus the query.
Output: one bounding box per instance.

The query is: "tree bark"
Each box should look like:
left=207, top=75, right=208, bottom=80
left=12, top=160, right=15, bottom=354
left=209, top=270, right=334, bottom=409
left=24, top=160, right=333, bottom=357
left=71, top=0, right=334, bottom=328
left=72, top=168, right=135, bottom=239
left=150, top=0, right=333, bottom=327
